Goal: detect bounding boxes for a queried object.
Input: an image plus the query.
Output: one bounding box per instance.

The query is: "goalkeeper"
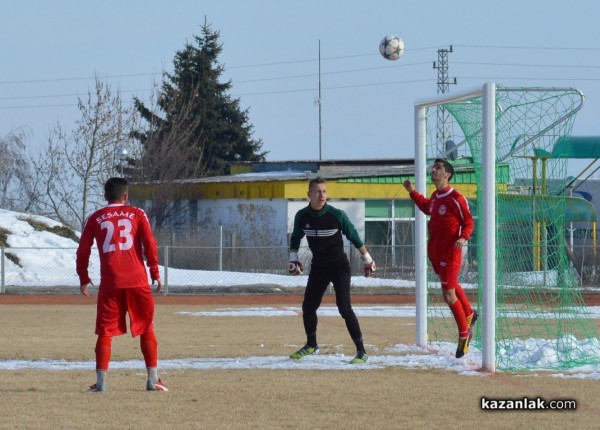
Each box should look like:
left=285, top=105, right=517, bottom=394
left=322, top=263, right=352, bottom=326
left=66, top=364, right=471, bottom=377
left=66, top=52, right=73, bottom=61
left=288, top=177, right=375, bottom=364
left=403, top=159, right=478, bottom=358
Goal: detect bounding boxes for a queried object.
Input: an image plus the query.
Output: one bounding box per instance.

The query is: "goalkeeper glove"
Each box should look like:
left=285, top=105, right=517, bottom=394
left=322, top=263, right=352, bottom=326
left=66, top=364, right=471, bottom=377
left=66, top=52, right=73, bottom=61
left=361, top=252, right=376, bottom=277
left=288, top=251, right=304, bottom=275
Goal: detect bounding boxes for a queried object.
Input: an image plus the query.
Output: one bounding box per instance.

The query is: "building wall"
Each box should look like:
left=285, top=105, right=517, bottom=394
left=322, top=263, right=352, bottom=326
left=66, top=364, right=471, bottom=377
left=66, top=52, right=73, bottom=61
left=195, top=198, right=290, bottom=246
left=188, top=198, right=367, bottom=248
left=135, top=195, right=368, bottom=248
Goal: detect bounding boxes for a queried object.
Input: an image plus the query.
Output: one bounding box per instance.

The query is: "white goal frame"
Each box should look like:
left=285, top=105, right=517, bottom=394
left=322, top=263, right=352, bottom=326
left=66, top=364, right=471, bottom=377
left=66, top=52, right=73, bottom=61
left=414, top=82, right=496, bottom=372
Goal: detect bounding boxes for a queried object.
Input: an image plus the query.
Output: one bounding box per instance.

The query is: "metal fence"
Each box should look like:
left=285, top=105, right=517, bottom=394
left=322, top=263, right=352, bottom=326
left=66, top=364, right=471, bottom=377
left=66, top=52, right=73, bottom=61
left=0, top=243, right=416, bottom=294
left=1, top=242, right=598, bottom=294
left=159, top=244, right=416, bottom=276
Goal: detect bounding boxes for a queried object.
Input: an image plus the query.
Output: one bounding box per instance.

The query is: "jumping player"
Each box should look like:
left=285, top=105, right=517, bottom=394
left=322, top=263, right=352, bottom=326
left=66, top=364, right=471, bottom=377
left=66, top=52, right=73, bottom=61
left=403, top=159, right=478, bottom=358
left=288, top=177, right=376, bottom=364
left=76, top=177, right=168, bottom=392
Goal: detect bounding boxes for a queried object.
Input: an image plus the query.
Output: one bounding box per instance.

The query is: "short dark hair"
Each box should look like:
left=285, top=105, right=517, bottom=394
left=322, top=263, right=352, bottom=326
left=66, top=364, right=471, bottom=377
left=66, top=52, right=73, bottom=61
left=308, top=176, right=326, bottom=191
left=434, top=158, right=455, bottom=181
left=104, top=177, right=128, bottom=201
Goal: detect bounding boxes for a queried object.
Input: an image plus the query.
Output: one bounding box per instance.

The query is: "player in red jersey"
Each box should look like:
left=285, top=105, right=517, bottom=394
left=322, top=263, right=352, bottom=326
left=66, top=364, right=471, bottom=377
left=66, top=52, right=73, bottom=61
left=403, top=159, right=478, bottom=358
left=76, top=177, right=168, bottom=392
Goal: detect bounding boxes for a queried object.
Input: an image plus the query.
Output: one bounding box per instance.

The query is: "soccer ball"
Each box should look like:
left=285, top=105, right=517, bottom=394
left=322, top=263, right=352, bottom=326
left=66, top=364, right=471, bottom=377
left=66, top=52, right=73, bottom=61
left=379, top=35, right=404, bottom=61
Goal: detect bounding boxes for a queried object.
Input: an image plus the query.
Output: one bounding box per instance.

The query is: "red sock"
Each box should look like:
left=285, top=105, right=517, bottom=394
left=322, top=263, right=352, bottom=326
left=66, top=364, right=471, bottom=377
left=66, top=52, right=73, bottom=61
left=95, top=336, right=112, bottom=370
left=449, top=300, right=469, bottom=337
left=454, top=284, right=473, bottom=317
left=140, top=331, right=158, bottom=368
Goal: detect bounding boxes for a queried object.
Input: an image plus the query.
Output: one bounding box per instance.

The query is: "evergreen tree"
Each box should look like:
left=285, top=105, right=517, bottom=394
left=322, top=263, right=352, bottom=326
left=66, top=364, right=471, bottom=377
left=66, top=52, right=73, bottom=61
left=133, top=21, right=266, bottom=179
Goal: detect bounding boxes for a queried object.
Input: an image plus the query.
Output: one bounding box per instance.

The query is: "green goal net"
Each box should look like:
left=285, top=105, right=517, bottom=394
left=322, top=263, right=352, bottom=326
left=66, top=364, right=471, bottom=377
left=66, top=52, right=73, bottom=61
left=420, top=86, right=600, bottom=371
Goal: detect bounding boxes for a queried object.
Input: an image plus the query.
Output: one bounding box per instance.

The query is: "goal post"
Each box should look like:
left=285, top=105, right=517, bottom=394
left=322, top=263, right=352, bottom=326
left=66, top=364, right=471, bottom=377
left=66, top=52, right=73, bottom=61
left=414, top=82, right=599, bottom=373
left=414, top=84, right=496, bottom=370
left=481, top=82, right=496, bottom=371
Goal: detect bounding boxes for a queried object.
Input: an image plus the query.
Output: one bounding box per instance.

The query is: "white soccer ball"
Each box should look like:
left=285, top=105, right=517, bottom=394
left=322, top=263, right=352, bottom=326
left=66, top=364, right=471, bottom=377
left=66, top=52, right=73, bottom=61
left=379, top=35, right=404, bottom=61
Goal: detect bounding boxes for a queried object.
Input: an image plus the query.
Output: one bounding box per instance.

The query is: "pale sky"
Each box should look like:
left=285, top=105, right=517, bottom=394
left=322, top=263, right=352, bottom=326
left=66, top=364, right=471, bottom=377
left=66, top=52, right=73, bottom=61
left=2, top=0, right=600, bottom=175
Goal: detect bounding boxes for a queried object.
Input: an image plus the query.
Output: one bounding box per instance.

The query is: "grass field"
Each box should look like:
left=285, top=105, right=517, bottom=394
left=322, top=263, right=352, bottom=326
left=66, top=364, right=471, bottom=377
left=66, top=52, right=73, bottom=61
left=0, top=296, right=598, bottom=429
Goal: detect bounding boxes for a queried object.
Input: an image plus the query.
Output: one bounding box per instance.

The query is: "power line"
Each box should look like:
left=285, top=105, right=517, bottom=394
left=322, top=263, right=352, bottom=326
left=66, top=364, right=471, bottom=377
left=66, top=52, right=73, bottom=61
left=226, top=46, right=442, bottom=68
left=0, top=61, right=430, bottom=103
left=234, top=78, right=434, bottom=97
left=4, top=71, right=600, bottom=108
left=454, top=61, right=600, bottom=70
left=0, top=103, right=84, bottom=109
left=0, top=88, right=153, bottom=101
left=3, top=58, right=599, bottom=104
left=0, top=50, right=430, bottom=86
left=0, top=78, right=436, bottom=108
left=234, top=61, right=430, bottom=84
left=0, top=55, right=433, bottom=87
left=0, top=61, right=429, bottom=101
left=1, top=43, right=600, bottom=108
left=0, top=73, right=160, bottom=86
left=458, top=76, right=600, bottom=82
left=454, top=44, right=600, bottom=51
left=7, top=43, right=595, bottom=86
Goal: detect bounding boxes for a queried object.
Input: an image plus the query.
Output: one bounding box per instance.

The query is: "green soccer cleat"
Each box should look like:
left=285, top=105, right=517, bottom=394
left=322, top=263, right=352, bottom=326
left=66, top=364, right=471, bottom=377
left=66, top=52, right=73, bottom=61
left=290, top=345, right=319, bottom=360
left=350, top=351, right=368, bottom=364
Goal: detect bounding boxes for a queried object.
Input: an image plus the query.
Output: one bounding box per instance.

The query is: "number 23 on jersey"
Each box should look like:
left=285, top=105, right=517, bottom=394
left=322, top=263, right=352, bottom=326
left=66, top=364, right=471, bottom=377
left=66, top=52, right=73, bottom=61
left=100, top=219, right=134, bottom=253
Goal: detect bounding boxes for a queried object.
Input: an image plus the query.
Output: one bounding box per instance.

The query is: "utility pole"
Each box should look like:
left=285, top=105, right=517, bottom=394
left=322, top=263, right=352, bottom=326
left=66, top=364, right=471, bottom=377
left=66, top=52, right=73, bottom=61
left=317, top=39, right=322, bottom=160
left=433, top=46, right=457, bottom=158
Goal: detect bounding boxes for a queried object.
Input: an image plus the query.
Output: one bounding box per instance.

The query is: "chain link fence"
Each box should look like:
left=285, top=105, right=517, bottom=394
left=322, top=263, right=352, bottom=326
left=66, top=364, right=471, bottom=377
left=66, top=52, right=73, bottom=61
left=1, top=237, right=598, bottom=294
left=157, top=244, right=416, bottom=277
left=0, top=241, right=418, bottom=294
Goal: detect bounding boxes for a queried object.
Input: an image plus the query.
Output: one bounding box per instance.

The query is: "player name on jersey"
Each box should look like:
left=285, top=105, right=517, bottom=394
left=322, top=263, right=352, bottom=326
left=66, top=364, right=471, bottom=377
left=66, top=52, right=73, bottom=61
left=94, top=210, right=136, bottom=224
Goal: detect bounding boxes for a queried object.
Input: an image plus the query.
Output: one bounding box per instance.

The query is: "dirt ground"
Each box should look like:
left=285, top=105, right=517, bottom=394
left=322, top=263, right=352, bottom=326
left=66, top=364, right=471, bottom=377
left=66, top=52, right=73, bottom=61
left=0, top=298, right=598, bottom=430
left=0, top=293, right=416, bottom=305
left=1, top=290, right=599, bottom=306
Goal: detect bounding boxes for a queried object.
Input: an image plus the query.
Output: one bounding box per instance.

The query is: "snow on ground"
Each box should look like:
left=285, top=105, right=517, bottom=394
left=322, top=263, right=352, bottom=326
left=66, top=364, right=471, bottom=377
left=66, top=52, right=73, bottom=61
left=0, top=338, right=598, bottom=379
left=0, top=304, right=599, bottom=379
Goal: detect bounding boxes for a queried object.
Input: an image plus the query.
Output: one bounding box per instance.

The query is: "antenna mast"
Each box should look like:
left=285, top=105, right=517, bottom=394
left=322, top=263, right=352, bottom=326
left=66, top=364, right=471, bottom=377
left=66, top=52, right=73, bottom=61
left=433, top=46, right=457, bottom=157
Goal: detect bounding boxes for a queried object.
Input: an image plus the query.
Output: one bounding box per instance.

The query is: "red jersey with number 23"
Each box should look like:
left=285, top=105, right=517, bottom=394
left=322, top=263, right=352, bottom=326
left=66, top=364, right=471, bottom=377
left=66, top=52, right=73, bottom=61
left=76, top=203, right=160, bottom=290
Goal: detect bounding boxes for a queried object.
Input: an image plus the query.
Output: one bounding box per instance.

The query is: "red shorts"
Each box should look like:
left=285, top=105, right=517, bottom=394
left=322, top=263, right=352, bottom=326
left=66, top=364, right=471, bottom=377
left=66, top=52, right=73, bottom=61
left=95, top=287, right=155, bottom=337
left=429, top=246, right=462, bottom=291
left=431, top=259, right=461, bottom=290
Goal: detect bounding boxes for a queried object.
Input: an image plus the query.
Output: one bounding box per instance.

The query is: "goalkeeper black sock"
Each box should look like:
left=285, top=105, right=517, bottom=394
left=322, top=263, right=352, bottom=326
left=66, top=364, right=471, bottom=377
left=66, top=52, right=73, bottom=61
left=353, top=336, right=365, bottom=353
left=307, top=332, right=317, bottom=348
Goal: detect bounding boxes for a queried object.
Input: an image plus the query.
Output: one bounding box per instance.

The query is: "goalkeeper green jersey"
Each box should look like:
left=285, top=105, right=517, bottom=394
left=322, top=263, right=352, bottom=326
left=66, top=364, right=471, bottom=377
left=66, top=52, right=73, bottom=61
left=290, top=203, right=363, bottom=267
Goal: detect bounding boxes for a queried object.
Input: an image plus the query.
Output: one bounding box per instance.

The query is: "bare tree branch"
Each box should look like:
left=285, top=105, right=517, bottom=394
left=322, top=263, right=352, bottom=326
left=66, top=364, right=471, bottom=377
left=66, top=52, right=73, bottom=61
left=31, top=77, right=137, bottom=229
left=0, top=128, right=38, bottom=212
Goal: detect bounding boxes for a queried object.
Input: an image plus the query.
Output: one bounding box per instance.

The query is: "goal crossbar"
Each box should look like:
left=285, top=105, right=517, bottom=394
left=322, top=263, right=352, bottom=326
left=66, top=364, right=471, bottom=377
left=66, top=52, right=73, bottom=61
left=414, top=83, right=495, bottom=371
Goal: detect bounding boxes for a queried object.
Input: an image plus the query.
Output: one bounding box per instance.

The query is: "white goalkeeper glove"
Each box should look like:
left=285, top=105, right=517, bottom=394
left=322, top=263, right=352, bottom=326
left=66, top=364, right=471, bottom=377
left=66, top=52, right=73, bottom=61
left=288, top=251, right=304, bottom=275
left=361, top=252, right=376, bottom=277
